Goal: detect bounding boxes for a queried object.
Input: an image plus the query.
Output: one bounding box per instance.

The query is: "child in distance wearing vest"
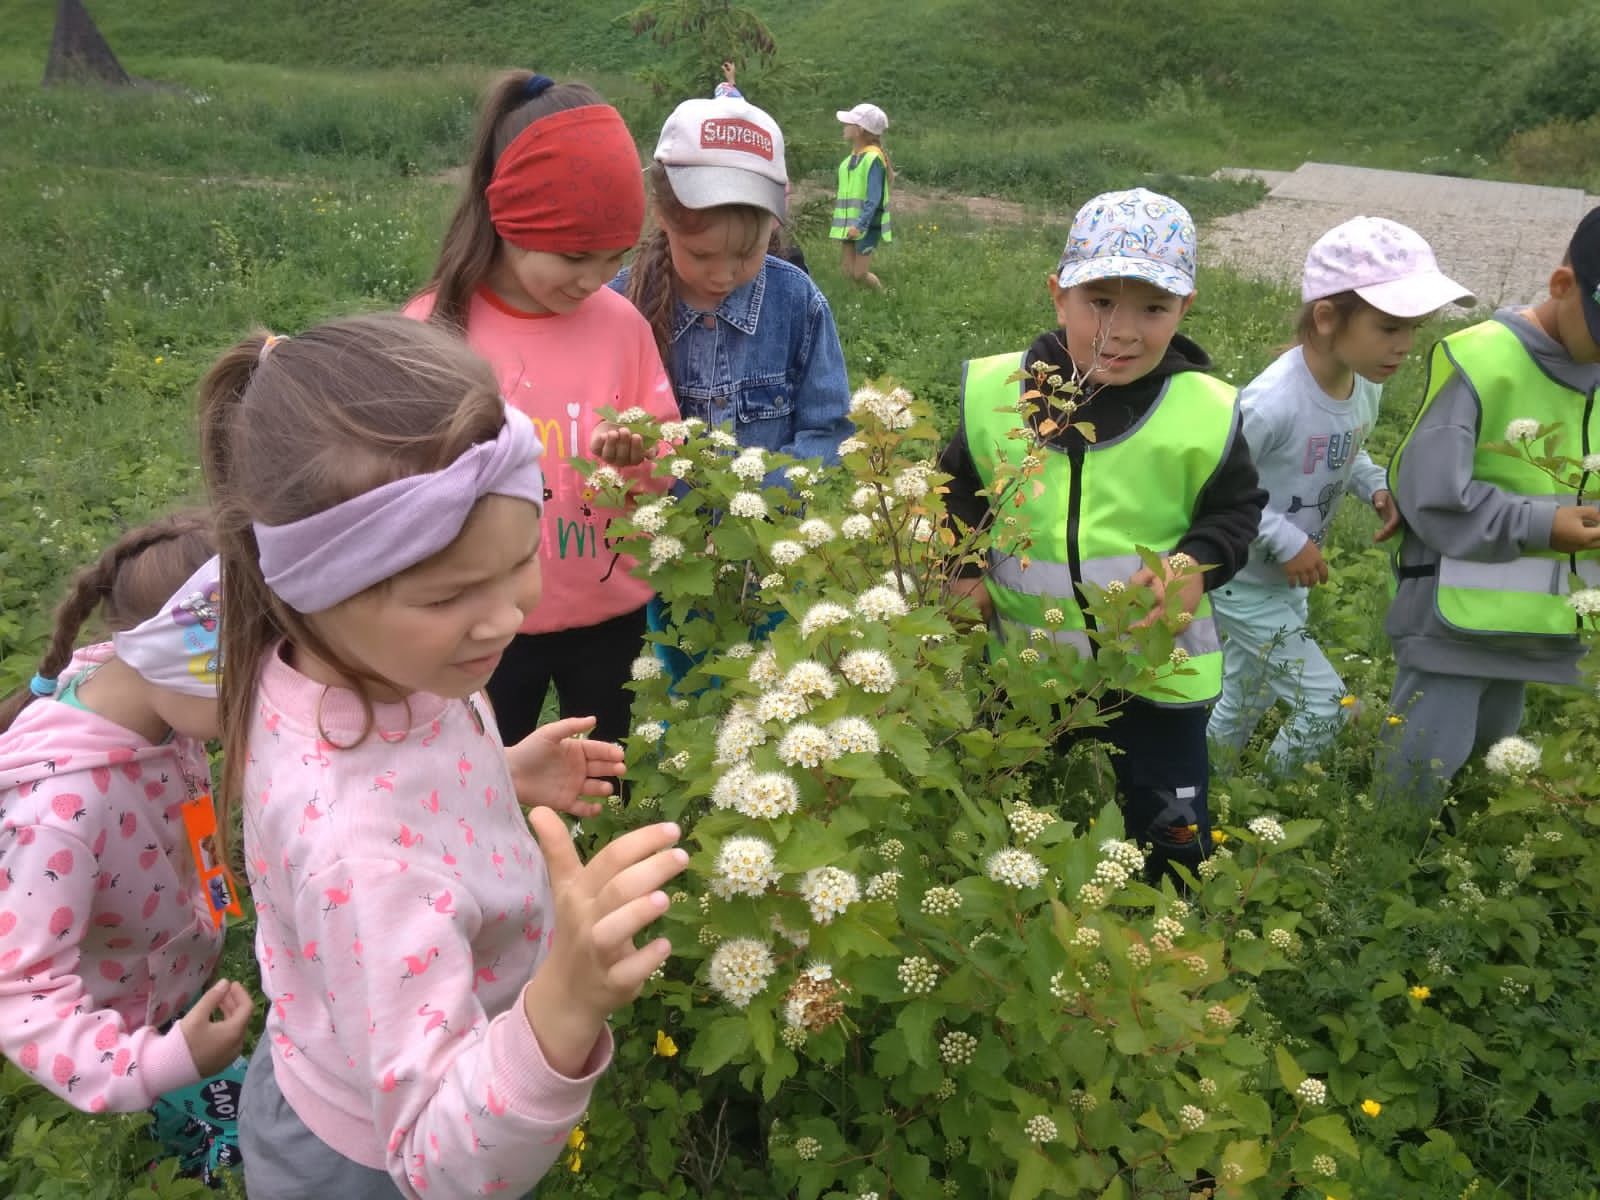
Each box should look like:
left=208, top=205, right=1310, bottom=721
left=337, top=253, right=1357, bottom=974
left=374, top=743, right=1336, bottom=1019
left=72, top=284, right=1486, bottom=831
left=1207, top=217, right=1474, bottom=771
left=938, top=188, right=1266, bottom=879
left=831, top=103, right=892, bottom=290
left=1381, top=205, right=1600, bottom=801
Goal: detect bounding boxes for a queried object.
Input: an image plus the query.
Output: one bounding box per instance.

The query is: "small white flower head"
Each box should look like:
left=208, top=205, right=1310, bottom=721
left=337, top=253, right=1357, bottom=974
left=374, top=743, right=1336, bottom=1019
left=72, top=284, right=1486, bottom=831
left=897, top=955, right=938, bottom=994
left=1484, top=735, right=1541, bottom=776
left=708, top=937, right=775, bottom=1007
left=865, top=870, right=900, bottom=900
left=1247, top=816, right=1286, bottom=844
left=729, top=491, right=767, bottom=519
left=848, top=384, right=886, bottom=416
left=715, top=715, right=768, bottom=764
left=883, top=568, right=916, bottom=594
left=793, top=1135, right=821, bottom=1161
left=1068, top=1089, right=1097, bottom=1113
left=1295, top=1077, right=1328, bottom=1106
left=664, top=750, right=690, bottom=771
left=736, top=771, right=802, bottom=819
left=1077, top=882, right=1106, bottom=907
left=841, top=513, right=875, bottom=540
left=749, top=647, right=781, bottom=687
left=893, top=465, right=931, bottom=499
left=1197, top=1076, right=1217, bottom=1097
left=770, top=539, right=805, bottom=566
left=778, top=723, right=834, bottom=768
left=1582, top=453, right=1600, bottom=472
left=986, top=848, right=1045, bottom=889
left=726, top=642, right=754, bottom=659
left=877, top=838, right=904, bottom=862
left=1312, top=1154, right=1337, bottom=1177
left=855, top=586, right=909, bottom=621
left=715, top=836, right=780, bottom=897
left=1168, top=647, right=1190, bottom=667
left=1104, top=578, right=1126, bottom=596
left=799, top=602, right=852, bottom=638
left=1167, top=551, right=1196, bottom=572
left=630, top=655, right=663, bottom=681
left=1127, top=942, right=1152, bottom=968
left=837, top=436, right=868, bottom=456
left=649, top=535, right=685, bottom=567
left=669, top=456, right=694, bottom=478
left=921, top=886, right=961, bottom=916
left=827, top=716, right=880, bottom=756
left=1044, top=607, right=1065, bottom=626
left=802, top=866, right=860, bottom=924
left=615, top=405, right=650, bottom=424
left=783, top=661, right=839, bottom=700
left=939, top=1031, right=978, bottom=1066
left=850, top=484, right=883, bottom=511
left=634, top=720, right=666, bottom=744
left=759, top=572, right=784, bottom=589
left=1024, top=1115, right=1058, bottom=1144
left=1178, top=1105, right=1206, bottom=1132
left=632, top=502, right=667, bottom=534
left=1505, top=418, right=1540, bottom=443
left=1267, top=927, right=1293, bottom=950
left=708, top=429, right=738, bottom=448
left=1566, top=588, right=1600, bottom=617
left=1205, top=1003, right=1235, bottom=1029
left=840, top=649, right=897, bottom=693
left=1100, top=839, right=1145, bottom=870
left=588, top=464, right=625, bottom=490
left=1072, top=926, right=1101, bottom=949
left=798, top=518, right=835, bottom=547
left=731, top=447, right=767, bottom=482
left=755, top=688, right=808, bottom=724
left=659, top=419, right=691, bottom=441
left=909, top=516, right=934, bottom=543
left=1019, top=647, right=1041, bottom=665
left=785, top=465, right=814, bottom=484
left=1154, top=916, right=1185, bottom=941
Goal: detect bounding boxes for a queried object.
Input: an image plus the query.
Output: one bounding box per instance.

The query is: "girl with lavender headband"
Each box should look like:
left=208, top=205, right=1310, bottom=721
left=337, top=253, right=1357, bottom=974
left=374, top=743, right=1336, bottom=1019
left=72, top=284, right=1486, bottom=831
left=197, top=314, right=687, bottom=1200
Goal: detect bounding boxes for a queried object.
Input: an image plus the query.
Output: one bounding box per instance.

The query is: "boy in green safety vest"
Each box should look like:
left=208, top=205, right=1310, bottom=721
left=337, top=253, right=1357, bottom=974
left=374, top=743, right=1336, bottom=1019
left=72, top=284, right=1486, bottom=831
left=831, top=102, right=891, bottom=290
left=1381, top=206, right=1600, bottom=801
left=937, top=188, right=1266, bottom=880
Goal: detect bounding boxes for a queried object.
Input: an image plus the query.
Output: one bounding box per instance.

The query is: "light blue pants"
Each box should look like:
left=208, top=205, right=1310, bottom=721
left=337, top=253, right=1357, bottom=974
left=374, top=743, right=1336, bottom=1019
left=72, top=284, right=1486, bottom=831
left=1207, top=579, right=1348, bottom=769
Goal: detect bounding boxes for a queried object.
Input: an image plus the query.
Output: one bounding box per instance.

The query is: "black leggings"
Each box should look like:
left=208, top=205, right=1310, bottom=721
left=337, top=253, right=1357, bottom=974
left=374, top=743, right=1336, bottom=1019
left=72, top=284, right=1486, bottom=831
left=485, top=606, right=648, bottom=749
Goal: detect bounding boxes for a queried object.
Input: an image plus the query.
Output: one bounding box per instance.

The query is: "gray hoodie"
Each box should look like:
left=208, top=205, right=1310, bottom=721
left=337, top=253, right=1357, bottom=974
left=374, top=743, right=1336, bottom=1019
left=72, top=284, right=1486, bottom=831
left=1385, top=308, right=1600, bottom=682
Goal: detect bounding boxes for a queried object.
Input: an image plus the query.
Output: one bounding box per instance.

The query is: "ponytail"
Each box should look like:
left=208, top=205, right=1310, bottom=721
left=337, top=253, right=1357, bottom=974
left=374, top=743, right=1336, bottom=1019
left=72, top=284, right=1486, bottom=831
left=0, top=511, right=215, bottom=734
left=626, top=229, right=679, bottom=377
left=423, top=71, right=607, bottom=332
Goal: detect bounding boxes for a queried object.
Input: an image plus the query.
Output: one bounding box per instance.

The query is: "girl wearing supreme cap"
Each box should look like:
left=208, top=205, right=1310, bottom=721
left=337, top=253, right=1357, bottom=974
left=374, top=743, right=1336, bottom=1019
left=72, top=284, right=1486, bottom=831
left=409, top=72, right=680, bottom=753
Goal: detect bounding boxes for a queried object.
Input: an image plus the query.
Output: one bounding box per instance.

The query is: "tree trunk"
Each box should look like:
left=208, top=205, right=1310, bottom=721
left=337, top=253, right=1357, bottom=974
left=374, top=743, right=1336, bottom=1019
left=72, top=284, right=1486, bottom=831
left=43, top=0, right=131, bottom=88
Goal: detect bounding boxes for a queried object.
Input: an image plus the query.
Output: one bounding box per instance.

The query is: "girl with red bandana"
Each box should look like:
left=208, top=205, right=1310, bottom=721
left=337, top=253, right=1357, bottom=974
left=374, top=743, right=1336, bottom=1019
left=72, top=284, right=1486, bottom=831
left=407, top=72, right=680, bottom=755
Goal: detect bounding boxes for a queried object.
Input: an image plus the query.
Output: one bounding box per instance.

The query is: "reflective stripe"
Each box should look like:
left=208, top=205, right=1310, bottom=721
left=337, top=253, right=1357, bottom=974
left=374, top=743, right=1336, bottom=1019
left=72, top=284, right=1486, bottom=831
left=991, top=554, right=1073, bottom=597
left=1439, top=555, right=1568, bottom=595
left=1174, top=615, right=1221, bottom=658
left=992, top=553, right=1220, bottom=656
left=995, top=617, right=1091, bottom=654
left=1079, top=554, right=1144, bottom=589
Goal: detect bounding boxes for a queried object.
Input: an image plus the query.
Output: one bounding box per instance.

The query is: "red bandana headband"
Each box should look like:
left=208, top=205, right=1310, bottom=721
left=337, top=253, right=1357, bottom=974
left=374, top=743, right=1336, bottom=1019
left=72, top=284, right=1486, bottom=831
left=486, top=104, right=646, bottom=253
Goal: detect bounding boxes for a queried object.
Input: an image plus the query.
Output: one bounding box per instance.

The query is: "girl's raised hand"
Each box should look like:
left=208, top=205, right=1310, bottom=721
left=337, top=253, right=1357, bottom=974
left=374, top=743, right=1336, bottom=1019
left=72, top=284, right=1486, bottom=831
left=590, top=420, right=651, bottom=468
left=506, top=715, right=623, bottom=818
left=521, top=813, right=687, bottom=1077
left=722, top=61, right=737, bottom=85
left=177, top=979, right=254, bottom=1078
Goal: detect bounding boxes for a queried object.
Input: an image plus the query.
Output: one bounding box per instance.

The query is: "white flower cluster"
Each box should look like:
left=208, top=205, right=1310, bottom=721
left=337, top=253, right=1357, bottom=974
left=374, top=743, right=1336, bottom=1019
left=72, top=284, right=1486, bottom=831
left=865, top=870, right=900, bottom=900
left=840, top=650, right=897, bottom=692
left=1312, top=1154, right=1337, bottom=1177
left=921, top=886, right=962, bottom=916
left=1566, top=588, right=1600, bottom=617
left=770, top=539, right=805, bottom=566
left=756, top=688, right=807, bottom=723
left=1267, top=928, right=1293, bottom=951
left=1178, top=1104, right=1206, bottom=1132
left=707, top=429, right=738, bottom=448
left=778, top=723, right=833, bottom=768
left=749, top=647, right=780, bottom=686
left=783, top=661, right=838, bottom=700
left=794, top=1136, right=821, bottom=1161
left=1127, top=942, right=1152, bottom=968
left=797, top=518, right=834, bottom=547
left=634, top=721, right=665, bottom=744
left=841, top=513, right=875, bottom=540
left=876, top=838, right=904, bottom=862
left=799, top=602, right=852, bottom=638
left=658, top=419, right=692, bottom=441
left=1582, top=453, right=1600, bottom=472
left=837, top=436, right=868, bottom=456
left=708, top=938, right=775, bottom=1007
left=987, top=848, right=1045, bottom=889
left=1484, top=735, right=1541, bottom=776
left=1154, top=916, right=1185, bottom=941
left=729, top=491, right=767, bottom=519
left=939, top=1031, right=978, bottom=1065
left=633, top=502, right=667, bottom=534
left=588, top=464, right=625, bottom=490
left=829, top=717, right=880, bottom=756
left=714, top=837, right=780, bottom=898
left=1504, top=418, right=1540, bottom=442
left=726, top=642, right=754, bottom=660
left=850, top=485, right=882, bottom=511
left=630, top=655, right=662, bottom=681
left=1068, top=1089, right=1097, bottom=1113
left=897, top=955, right=938, bottom=994
left=649, top=536, right=684, bottom=567
left=848, top=384, right=915, bottom=430
left=715, top=715, right=767, bottom=764
left=1071, top=926, right=1100, bottom=949
left=1295, top=1077, right=1327, bottom=1106
left=1002, top=803, right=1056, bottom=844
left=855, top=586, right=909, bottom=621
left=802, top=867, right=860, bottom=924
left=1024, top=1115, right=1058, bottom=1144
left=1197, top=1077, right=1217, bottom=1097
left=742, top=770, right=801, bottom=819
left=1247, top=816, right=1286, bottom=844
left=894, top=465, right=932, bottom=499
left=731, top=448, right=766, bottom=482
left=669, top=456, right=694, bottom=478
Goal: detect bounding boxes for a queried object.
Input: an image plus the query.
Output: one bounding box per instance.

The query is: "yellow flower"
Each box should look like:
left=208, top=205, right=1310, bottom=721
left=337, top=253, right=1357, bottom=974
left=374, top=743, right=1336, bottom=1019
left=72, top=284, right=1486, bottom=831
left=1386, top=714, right=1404, bottom=726
left=1211, top=829, right=1228, bottom=844
left=154, top=355, right=164, bottom=365
left=1339, top=694, right=1356, bottom=708
left=569, top=1152, right=582, bottom=1173
left=1361, top=1099, right=1382, bottom=1117
left=655, top=1029, right=679, bottom=1057
left=1409, top=985, right=1431, bottom=1001
left=567, top=1127, right=586, bottom=1151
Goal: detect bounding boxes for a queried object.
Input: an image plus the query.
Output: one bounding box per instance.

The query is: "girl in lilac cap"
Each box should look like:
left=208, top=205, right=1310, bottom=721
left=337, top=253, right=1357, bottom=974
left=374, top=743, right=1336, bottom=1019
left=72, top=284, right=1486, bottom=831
left=1207, top=216, right=1474, bottom=770
left=199, top=313, right=688, bottom=1199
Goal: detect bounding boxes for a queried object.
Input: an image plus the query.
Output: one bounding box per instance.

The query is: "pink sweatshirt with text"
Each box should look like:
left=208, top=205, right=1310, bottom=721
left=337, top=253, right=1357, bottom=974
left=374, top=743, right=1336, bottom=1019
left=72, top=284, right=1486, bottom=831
left=403, top=285, right=679, bottom=635
left=243, top=646, right=610, bottom=1198
left=0, top=645, right=219, bottom=1112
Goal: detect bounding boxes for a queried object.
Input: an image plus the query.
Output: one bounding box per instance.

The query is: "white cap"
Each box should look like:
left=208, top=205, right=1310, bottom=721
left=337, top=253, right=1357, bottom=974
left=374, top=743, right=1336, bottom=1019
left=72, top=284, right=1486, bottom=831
left=1302, top=216, right=1474, bottom=317
left=836, top=103, right=888, bottom=135
left=653, top=96, right=787, bottom=218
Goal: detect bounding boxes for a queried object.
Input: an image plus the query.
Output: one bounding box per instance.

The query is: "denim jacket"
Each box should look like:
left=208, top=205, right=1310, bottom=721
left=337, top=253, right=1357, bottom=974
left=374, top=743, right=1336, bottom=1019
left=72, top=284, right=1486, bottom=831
left=611, top=256, right=853, bottom=465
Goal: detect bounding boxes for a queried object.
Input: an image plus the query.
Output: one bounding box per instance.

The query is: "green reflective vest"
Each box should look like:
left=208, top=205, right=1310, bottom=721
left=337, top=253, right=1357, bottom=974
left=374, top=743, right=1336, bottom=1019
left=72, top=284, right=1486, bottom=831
left=830, top=147, right=892, bottom=242
left=1390, top=319, right=1600, bottom=637
left=962, top=351, right=1239, bottom=706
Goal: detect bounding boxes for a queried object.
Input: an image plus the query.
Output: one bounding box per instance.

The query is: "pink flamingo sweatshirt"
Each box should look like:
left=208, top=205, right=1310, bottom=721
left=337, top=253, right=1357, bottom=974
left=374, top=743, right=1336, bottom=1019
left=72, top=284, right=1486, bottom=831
left=0, top=645, right=220, bottom=1112
left=243, top=645, right=610, bottom=1198
left=403, top=285, right=679, bottom=636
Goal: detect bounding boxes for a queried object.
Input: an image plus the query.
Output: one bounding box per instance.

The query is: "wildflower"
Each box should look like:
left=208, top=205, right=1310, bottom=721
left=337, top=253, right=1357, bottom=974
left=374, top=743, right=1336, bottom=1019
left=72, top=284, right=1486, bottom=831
left=939, top=1031, right=978, bottom=1065
left=987, top=848, right=1045, bottom=889
left=1185, top=954, right=1208, bottom=974
left=1211, top=829, right=1228, bottom=844
left=1104, top=579, right=1125, bottom=595
left=1361, top=1099, right=1382, bottom=1117
left=856, top=586, right=909, bottom=620
left=1197, top=1077, right=1217, bottom=1097
left=634, top=721, right=665, bottom=744
left=707, top=938, right=776, bottom=1007
left=877, top=838, right=904, bottom=862
left=1044, top=607, right=1064, bottom=626
left=848, top=384, right=886, bottom=416
left=1077, top=883, right=1106, bottom=907
left=1006, top=804, right=1056, bottom=843
left=838, top=436, right=868, bottom=456
left=897, top=956, right=939, bottom=994
left=664, top=751, right=690, bottom=771
left=1128, top=942, right=1152, bottom=967
left=1339, top=693, right=1357, bottom=708
left=726, top=642, right=754, bottom=659
left=669, top=457, right=694, bottom=478
left=1583, top=453, right=1600, bottom=472
left=794, top=1136, right=821, bottom=1161
left=840, top=649, right=897, bottom=692
left=780, top=1025, right=807, bottom=1050
left=1268, top=928, right=1293, bottom=950
left=797, top=518, right=834, bottom=547
left=770, top=539, right=805, bottom=566
left=649, top=536, right=685, bottom=566
left=1167, top=552, right=1196, bottom=572
left=755, top=689, right=807, bottom=723
left=1178, top=1104, right=1206, bottom=1131
left=841, top=513, right=874, bottom=539
left=893, top=465, right=931, bottom=498
left=735, top=772, right=801, bottom=820
left=630, top=656, right=663, bottom=682
left=1296, top=1078, right=1328, bottom=1106
left=654, top=1029, right=678, bottom=1057
left=1567, top=588, right=1600, bottom=617
left=778, top=723, right=834, bottom=768
left=589, top=464, right=625, bottom=490
left=759, top=572, right=784, bottom=589
left=909, top=516, right=935, bottom=542
left=1409, top=984, right=1431, bottom=1001
left=921, top=886, right=962, bottom=916
left=799, top=602, right=852, bottom=638
left=865, top=870, right=900, bottom=900
left=1504, top=418, right=1540, bottom=442
left=1019, top=647, right=1041, bottom=665
left=1068, top=1089, right=1097, bottom=1113
left=1247, top=817, right=1286, bottom=844
left=715, top=836, right=780, bottom=897
left=802, top=867, right=860, bottom=924
left=633, top=503, right=667, bottom=534
left=828, top=716, right=880, bottom=756
left=1169, top=647, right=1190, bottom=667
left=659, top=420, right=691, bottom=441
left=1154, top=916, right=1184, bottom=941
left=1205, top=1004, right=1235, bottom=1029
left=715, top=716, right=767, bottom=764
left=1024, top=1115, right=1058, bottom=1144
left=1386, top=713, right=1404, bottom=726
left=708, top=429, right=738, bottom=448
left=568, top=1126, right=586, bottom=1152
left=1072, top=926, right=1101, bottom=948
left=729, top=491, right=767, bottom=519
left=785, top=465, right=813, bottom=484
left=749, top=647, right=780, bottom=686
left=731, top=448, right=767, bottom=481
left=784, top=661, right=839, bottom=699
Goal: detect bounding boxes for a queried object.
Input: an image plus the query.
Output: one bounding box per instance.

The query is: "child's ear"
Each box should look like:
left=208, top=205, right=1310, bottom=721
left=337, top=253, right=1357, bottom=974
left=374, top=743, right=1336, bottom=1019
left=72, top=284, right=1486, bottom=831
left=1047, top=277, right=1070, bottom=324
left=1178, top=293, right=1197, bottom=319
left=1549, top=263, right=1577, bottom=301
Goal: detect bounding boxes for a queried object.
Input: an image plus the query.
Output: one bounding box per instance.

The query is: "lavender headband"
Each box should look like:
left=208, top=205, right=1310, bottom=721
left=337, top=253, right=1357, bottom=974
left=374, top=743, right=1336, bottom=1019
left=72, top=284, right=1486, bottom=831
left=113, top=558, right=222, bottom=698
left=255, top=408, right=546, bottom=613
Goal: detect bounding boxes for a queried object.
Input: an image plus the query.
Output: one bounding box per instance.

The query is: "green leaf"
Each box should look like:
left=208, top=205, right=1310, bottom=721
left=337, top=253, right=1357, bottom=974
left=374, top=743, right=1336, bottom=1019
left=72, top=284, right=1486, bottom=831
left=1302, top=1114, right=1360, bottom=1159
left=1274, top=1044, right=1306, bottom=1091
left=685, top=1015, right=751, bottom=1074
left=1009, top=1151, right=1050, bottom=1200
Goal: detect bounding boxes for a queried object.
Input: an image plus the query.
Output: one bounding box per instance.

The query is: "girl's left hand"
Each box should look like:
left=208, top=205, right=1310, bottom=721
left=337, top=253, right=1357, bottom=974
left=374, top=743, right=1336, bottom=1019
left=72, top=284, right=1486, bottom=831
left=507, top=716, right=625, bottom=818
left=1128, top=555, right=1205, bottom=629
left=1371, top=489, right=1402, bottom=542
left=591, top=421, right=651, bottom=467
left=722, top=61, right=737, bottom=85
left=844, top=227, right=862, bottom=241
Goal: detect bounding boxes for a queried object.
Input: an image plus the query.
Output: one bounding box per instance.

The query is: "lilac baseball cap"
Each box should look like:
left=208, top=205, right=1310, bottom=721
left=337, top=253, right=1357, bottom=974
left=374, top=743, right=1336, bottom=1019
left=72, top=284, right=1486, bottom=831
left=1302, top=216, right=1474, bottom=318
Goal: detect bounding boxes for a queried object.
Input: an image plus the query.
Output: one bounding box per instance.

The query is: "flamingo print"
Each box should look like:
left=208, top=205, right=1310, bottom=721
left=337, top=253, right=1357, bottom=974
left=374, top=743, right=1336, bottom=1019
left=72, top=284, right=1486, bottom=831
left=457, top=755, right=473, bottom=787
left=457, top=816, right=475, bottom=846
left=400, top=947, right=440, bottom=981
left=301, top=739, right=335, bottom=768
left=321, top=879, right=354, bottom=914
left=421, top=719, right=442, bottom=747
left=421, top=789, right=440, bottom=814
left=394, top=824, right=423, bottom=849
left=418, top=1003, right=450, bottom=1035
left=371, top=771, right=396, bottom=793
left=422, top=890, right=456, bottom=916
left=473, top=956, right=501, bottom=992
left=298, top=797, right=323, bottom=835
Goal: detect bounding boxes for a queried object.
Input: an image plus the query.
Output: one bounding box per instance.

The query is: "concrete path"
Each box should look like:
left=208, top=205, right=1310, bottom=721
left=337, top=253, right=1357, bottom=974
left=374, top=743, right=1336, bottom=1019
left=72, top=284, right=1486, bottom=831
left=1206, top=162, right=1599, bottom=309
